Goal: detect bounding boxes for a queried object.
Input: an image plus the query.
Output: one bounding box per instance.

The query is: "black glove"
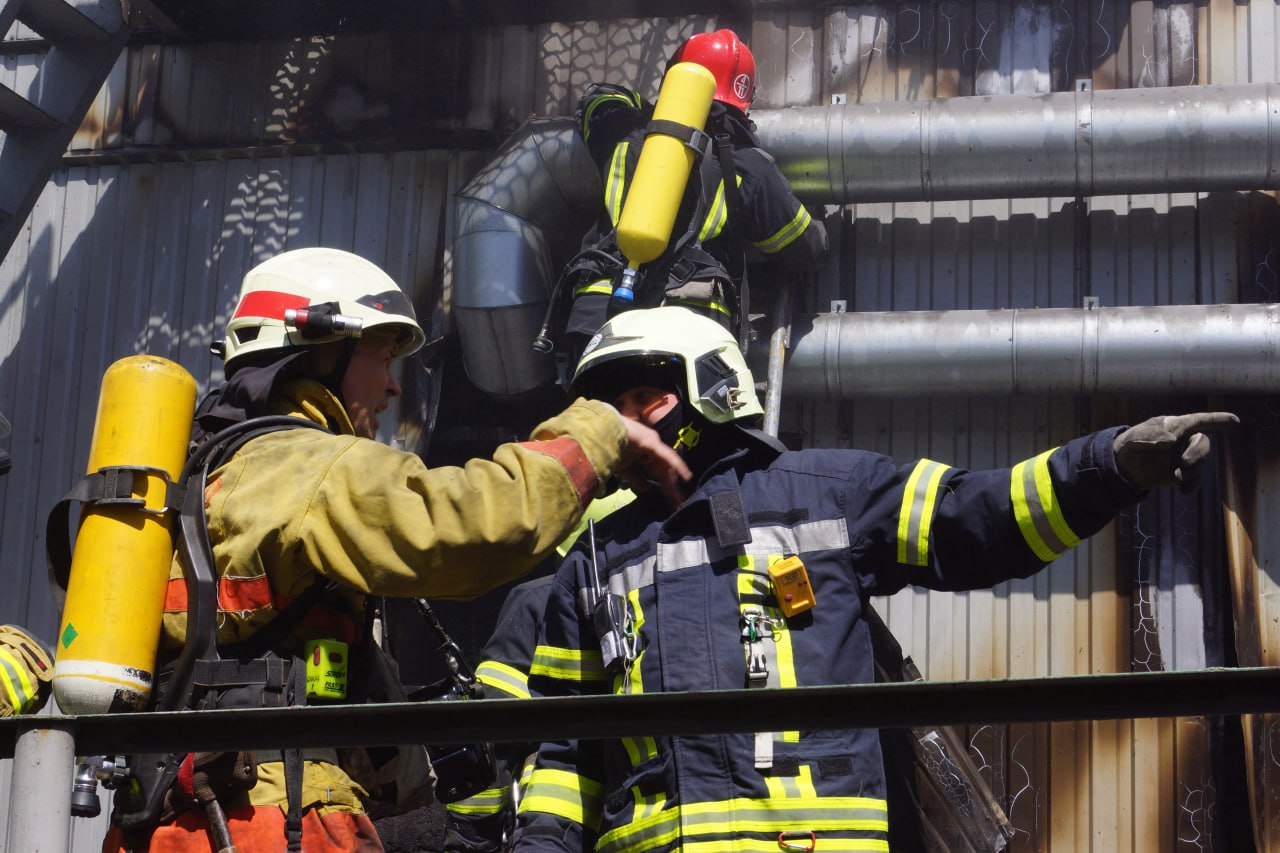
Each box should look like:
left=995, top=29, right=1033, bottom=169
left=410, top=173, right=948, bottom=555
left=1112, top=412, right=1239, bottom=492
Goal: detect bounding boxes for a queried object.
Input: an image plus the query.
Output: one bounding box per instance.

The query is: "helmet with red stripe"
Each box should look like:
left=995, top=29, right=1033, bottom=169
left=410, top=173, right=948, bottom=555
left=221, top=248, right=425, bottom=373
left=671, top=29, right=756, bottom=112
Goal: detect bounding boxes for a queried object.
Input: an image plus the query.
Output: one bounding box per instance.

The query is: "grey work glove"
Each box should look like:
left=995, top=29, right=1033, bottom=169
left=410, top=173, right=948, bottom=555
left=1112, top=412, right=1239, bottom=492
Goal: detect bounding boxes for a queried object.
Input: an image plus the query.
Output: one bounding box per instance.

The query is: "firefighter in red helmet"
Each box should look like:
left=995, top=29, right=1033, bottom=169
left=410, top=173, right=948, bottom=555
left=560, top=28, right=828, bottom=360
left=671, top=28, right=757, bottom=112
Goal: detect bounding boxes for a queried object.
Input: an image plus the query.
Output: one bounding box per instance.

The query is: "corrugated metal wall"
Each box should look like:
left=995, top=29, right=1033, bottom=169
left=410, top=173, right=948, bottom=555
left=3, top=2, right=1279, bottom=851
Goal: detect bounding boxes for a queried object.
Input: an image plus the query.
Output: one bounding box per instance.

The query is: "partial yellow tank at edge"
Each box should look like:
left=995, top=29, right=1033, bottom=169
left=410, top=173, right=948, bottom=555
left=615, top=61, right=717, bottom=270
left=53, top=355, right=196, bottom=714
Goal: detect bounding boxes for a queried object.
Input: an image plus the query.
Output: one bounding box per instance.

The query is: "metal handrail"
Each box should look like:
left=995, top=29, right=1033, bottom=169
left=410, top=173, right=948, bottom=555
left=5, top=666, right=1279, bottom=759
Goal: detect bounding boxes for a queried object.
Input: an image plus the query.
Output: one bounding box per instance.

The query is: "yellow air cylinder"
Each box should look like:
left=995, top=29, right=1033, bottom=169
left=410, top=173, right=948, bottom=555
left=53, top=355, right=196, bottom=714
left=614, top=61, right=717, bottom=296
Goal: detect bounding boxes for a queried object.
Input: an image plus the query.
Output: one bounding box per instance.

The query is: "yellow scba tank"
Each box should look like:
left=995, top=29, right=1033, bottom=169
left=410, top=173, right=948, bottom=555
left=613, top=61, right=717, bottom=302
left=53, top=355, right=196, bottom=714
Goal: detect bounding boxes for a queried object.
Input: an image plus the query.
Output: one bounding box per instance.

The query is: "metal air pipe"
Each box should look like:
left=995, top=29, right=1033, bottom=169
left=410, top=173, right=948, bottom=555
left=752, top=83, right=1280, bottom=204
left=453, top=117, right=602, bottom=397
left=761, top=304, right=1280, bottom=398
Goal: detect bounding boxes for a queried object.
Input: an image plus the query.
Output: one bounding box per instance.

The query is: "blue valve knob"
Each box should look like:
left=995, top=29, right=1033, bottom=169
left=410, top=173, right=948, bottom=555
left=613, top=268, right=638, bottom=305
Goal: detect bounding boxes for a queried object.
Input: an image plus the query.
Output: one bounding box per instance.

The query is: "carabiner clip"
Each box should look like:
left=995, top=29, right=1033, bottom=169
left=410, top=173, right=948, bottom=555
left=778, top=830, right=816, bottom=852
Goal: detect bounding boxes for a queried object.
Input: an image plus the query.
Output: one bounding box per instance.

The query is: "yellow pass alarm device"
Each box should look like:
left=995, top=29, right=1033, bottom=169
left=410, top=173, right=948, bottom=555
left=305, top=639, right=348, bottom=700
left=769, top=556, right=816, bottom=617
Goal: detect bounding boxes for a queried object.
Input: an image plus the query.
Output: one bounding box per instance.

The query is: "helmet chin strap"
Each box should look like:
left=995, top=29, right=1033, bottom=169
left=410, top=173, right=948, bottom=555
left=322, top=338, right=360, bottom=405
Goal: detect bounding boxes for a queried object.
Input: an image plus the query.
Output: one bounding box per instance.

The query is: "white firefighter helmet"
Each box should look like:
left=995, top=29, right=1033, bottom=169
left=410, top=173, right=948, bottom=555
left=571, top=306, right=762, bottom=424
left=221, top=247, right=426, bottom=372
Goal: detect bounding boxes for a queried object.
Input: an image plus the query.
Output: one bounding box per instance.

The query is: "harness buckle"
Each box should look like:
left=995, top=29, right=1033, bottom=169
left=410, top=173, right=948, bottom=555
left=778, top=830, right=817, bottom=852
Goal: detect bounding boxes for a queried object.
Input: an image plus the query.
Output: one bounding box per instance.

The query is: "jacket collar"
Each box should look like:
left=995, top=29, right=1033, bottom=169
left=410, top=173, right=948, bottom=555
left=270, top=378, right=356, bottom=436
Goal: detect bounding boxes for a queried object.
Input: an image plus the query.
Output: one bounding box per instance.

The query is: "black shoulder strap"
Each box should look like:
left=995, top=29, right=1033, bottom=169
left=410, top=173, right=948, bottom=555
left=714, top=133, right=744, bottom=229
left=713, top=134, right=751, bottom=348
left=112, top=415, right=333, bottom=832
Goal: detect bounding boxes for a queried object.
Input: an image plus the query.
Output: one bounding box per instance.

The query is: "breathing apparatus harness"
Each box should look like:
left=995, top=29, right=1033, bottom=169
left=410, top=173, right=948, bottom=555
left=533, top=122, right=749, bottom=355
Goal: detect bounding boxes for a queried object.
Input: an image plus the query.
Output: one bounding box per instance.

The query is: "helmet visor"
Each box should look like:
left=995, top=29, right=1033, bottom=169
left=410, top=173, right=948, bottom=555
left=571, top=352, right=683, bottom=405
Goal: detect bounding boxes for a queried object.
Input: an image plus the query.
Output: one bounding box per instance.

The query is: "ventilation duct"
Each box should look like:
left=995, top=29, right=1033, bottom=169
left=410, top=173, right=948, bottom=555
left=752, top=82, right=1280, bottom=204
left=758, top=304, right=1280, bottom=398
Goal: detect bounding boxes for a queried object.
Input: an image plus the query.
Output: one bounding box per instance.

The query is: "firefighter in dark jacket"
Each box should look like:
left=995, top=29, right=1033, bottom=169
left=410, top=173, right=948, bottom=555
left=510, top=306, right=1237, bottom=853
left=443, top=576, right=553, bottom=852
left=563, top=29, right=828, bottom=358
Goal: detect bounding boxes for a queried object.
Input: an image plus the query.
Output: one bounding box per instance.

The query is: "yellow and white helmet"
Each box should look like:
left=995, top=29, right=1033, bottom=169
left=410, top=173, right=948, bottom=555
left=220, top=248, right=426, bottom=372
left=571, top=306, right=762, bottom=424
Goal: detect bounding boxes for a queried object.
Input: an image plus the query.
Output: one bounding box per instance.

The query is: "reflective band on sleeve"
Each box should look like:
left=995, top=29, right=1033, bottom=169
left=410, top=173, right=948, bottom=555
left=515, top=436, right=598, bottom=507
left=574, top=280, right=615, bottom=298
left=446, top=785, right=509, bottom=815
left=0, top=647, right=36, bottom=713
left=520, top=767, right=603, bottom=827
left=606, top=143, right=630, bottom=225
left=1011, top=448, right=1080, bottom=562
left=529, top=644, right=607, bottom=682
left=896, top=459, right=951, bottom=566
left=752, top=206, right=813, bottom=255
left=583, top=93, right=641, bottom=143
left=476, top=660, right=529, bottom=699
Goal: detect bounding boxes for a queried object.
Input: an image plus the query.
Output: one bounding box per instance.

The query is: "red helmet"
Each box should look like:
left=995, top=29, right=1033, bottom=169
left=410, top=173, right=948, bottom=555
left=672, top=29, right=756, bottom=112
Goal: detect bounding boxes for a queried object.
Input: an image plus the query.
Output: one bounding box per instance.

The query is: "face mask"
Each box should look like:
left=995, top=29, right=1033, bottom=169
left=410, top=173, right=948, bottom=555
left=649, top=398, right=687, bottom=450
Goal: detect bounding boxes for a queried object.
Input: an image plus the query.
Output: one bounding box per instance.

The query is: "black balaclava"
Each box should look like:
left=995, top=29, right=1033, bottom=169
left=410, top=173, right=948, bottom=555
left=193, top=338, right=356, bottom=443
left=581, top=355, right=748, bottom=483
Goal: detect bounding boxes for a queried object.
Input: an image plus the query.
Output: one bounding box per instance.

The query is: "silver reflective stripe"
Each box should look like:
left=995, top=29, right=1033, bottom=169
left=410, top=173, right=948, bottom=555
left=590, top=518, right=848, bottom=602
left=476, top=660, right=529, bottom=699
left=607, top=558, right=656, bottom=598
left=658, top=518, right=849, bottom=573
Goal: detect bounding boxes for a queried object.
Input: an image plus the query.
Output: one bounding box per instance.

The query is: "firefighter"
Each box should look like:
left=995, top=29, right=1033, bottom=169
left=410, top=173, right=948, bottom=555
left=442, top=575, right=553, bottom=853
left=0, top=624, right=53, bottom=717
left=101, top=248, right=690, bottom=853
left=510, top=306, right=1237, bottom=853
left=562, top=29, right=828, bottom=358
left=441, top=483, right=640, bottom=853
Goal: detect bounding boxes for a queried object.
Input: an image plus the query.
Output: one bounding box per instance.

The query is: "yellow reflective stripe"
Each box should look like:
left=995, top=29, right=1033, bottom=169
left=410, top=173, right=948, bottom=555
left=575, top=280, right=615, bottom=298
left=476, top=660, right=529, bottom=699
left=446, top=785, right=509, bottom=815
left=1011, top=448, right=1081, bottom=562
left=621, top=734, right=659, bottom=767
left=700, top=182, right=727, bottom=241
left=896, top=459, right=951, bottom=566
left=662, top=295, right=731, bottom=317
left=683, top=839, right=889, bottom=853
left=765, top=763, right=819, bottom=799
left=520, top=767, right=603, bottom=827
left=698, top=175, right=744, bottom=242
left=625, top=588, right=646, bottom=696
left=530, top=645, right=607, bottom=682
left=597, top=796, right=889, bottom=853
left=737, top=558, right=798, bottom=745
left=583, top=93, right=640, bottom=143
left=766, top=557, right=799, bottom=743
left=752, top=205, right=812, bottom=255
left=606, top=142, right=630, bottom=225
left=0, top=648, right=35, bottom=713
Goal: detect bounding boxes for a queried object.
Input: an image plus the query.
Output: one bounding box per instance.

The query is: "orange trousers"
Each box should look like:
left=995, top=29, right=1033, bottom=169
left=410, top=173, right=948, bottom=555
left=102, top=805, right=384, bottom=852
